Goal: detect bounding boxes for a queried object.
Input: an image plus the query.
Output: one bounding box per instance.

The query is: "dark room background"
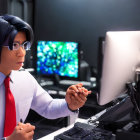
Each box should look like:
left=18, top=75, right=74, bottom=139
left=34, top=0, right=140, bottom=72
left=1, top=0, right=140, bottom=75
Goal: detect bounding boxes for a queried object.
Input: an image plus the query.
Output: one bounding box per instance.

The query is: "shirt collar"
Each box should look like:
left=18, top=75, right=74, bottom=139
left=9, top=71, right=15, bottom=83
left=0, top=72, right=6, bottom=86
left=0, top=71, right=14, bottom=86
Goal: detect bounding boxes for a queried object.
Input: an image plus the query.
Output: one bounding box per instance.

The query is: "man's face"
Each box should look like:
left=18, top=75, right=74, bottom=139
left=0, top=31, right=26, bottom=76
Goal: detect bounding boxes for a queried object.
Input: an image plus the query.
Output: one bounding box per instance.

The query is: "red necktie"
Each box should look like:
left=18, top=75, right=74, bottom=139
left=3, top=77, right=16, bottom=137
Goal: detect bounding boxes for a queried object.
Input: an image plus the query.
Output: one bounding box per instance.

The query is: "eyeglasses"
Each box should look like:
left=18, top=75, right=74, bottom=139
left=4, top=41, right=31, bottom=51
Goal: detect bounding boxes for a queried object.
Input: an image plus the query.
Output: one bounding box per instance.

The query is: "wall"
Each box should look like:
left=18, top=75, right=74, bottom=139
left=34, top=0, right=140, bottom=71
left=0, top=0, right=8, bottom=14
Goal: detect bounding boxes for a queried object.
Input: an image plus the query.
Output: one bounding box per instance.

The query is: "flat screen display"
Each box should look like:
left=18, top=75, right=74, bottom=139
left=98, top=31, right=140, bottom=105
left=37, top=41, right=79, bottom=78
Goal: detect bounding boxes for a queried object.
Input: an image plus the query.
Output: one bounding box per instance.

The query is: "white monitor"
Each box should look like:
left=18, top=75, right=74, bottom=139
left=98, top=31, right=140, bottom=105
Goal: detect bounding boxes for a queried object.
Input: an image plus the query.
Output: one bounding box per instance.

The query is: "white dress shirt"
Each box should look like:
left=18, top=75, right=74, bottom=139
left=0, top=70, right=75, bottom=138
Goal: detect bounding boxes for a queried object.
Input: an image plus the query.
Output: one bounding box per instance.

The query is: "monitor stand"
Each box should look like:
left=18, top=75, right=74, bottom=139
left=93, top=79, right=140, bottom=134
left=52, top=74, right=60, bottom=86
left=115, top=79, right=140, bottom=140
left=125, top=80, right=140, bottom=130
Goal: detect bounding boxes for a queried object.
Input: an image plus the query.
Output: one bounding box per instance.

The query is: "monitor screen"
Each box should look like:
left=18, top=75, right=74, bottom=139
left=36, top=41, right=79, bottom=79
left=98, top=31, right=140, bottom=105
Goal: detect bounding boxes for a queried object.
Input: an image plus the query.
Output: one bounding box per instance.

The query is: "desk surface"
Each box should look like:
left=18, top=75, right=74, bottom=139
left=37, top=118, right=87, bottom=140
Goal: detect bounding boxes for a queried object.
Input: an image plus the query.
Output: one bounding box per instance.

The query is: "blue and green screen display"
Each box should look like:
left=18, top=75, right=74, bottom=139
left=37, top=41, right=79, bottom=78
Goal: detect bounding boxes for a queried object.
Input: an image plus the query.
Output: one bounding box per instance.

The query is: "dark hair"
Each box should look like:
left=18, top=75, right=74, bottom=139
left=0, top=14, right=34, bottom=60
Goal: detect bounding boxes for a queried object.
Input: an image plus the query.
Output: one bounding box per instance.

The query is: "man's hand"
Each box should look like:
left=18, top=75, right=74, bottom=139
left=6, top=123, right=35, bottom=140
left=65, top=83, right=91, bottom=111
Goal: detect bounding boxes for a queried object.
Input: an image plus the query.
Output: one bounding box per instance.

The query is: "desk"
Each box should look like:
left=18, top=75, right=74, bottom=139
left=37, top=118, right=87, bottom=140
left=37, top=118, right=115, bottom=140
left=37, top=109, right=107, bottom=140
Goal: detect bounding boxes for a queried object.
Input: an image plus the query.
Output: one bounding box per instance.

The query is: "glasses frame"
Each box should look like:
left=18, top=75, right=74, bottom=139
left=3, top=41, right=31, bottom=51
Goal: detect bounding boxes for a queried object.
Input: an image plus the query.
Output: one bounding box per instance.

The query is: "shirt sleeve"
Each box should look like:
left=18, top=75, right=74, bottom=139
left=30, top=75, right=76, bottom=119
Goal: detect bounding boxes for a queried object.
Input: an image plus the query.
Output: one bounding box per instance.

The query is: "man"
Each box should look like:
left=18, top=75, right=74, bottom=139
left=0, top=15, right=91, bottom=140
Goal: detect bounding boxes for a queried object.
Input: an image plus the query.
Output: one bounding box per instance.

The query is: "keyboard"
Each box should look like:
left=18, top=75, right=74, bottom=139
left=54, top=122, right=112, bottom=140
left=44, top=86, right=66, bottom=96
left=47, top=90, right=66, bottom=96
left=59, top=80, right=92, bottom=87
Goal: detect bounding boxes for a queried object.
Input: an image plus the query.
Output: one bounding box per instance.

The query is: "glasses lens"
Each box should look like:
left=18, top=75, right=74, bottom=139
left=23, top=41, right=31, bottom=50
left=13, top=42, right=19, bottom=50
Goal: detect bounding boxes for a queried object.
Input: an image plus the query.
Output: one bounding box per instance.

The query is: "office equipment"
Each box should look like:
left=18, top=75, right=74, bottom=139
left=36, top=41, right=80, bottom=82
left=95, top=95, right=137, bottom=134
left=116, top=121, right=140, bottom=140
left=54, top=122, right=112, bottom=140
left=53, top=96, right=135, bottom=140
left=98, top=31, right=140, bottom=105
left=87, top=95, right=132, bottom=124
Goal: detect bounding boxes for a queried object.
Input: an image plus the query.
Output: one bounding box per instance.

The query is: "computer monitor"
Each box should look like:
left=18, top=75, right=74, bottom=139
left=36, top=41, right=80, bottom=79
left=98, top=31, right=140, bottom=105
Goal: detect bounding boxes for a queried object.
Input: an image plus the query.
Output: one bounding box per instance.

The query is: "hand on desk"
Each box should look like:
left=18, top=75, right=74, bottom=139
left=7, top=122, right=35, bottom=140
left=65, top=83, right=91, bottom=111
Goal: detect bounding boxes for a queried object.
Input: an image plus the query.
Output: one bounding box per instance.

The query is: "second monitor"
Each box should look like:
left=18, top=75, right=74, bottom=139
left=36, top=41, right=80, bottom=80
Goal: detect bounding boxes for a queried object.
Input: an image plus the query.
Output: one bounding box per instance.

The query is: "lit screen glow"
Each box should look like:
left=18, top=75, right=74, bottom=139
left=37, top=41, right=79, bottom=78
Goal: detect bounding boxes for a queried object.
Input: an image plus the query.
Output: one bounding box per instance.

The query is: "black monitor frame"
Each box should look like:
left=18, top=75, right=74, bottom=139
left=97, top=37, right=105, bottom=91
left=34, top=40, right=81, bottom=81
